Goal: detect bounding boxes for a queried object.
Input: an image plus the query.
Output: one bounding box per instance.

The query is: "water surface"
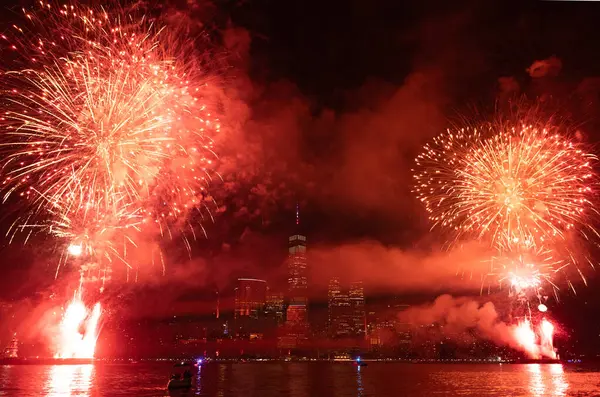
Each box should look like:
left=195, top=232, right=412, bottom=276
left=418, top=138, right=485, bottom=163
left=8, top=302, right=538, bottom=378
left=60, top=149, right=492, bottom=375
left=1, top=362, right=599, bottom=396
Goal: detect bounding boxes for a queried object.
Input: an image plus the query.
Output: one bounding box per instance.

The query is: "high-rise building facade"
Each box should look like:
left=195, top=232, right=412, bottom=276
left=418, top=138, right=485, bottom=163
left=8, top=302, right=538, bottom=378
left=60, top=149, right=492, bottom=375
left=328, top=278, right=341, bottom=320
left=265, top=292, right=285, bottom=326
left=328, top=278, right=352, bottom=338
left=282, top=204, right=309, bottom=348
left=288, top=234, right=307, bottom=300
left=328, top=279, right=365, bottom=338
left=234, top=278, right=267, bottom=338
left=349, top=281, right=366, bottom=338
left=234, top=278, right=268, bottom=319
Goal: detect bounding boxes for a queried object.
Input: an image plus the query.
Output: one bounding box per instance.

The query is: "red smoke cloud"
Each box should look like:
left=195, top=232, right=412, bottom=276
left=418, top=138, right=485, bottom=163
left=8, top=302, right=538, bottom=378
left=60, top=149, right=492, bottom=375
left=399, top=294, right=524, bottom=351
left=309, top=241, right=491, bottom=293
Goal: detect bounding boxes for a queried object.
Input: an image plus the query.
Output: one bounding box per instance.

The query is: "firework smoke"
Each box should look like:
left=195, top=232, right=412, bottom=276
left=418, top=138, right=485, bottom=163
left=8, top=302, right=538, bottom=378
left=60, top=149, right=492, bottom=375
left=401, top=295, right=557, bottom=359
left=54, top=289, right=101, bottom=359
left=413, top=124, right=595, bottom=251
left=414, top=121, right=598, bottom=299
left=399, top=295, right=522, bottom=350
left=1, top=2, right=221, bottom=272
left=412, top=119, right=598, bottom=357
left=513, top=318, right=556, bottom=359
left=0, top=2, right=223, bottom=357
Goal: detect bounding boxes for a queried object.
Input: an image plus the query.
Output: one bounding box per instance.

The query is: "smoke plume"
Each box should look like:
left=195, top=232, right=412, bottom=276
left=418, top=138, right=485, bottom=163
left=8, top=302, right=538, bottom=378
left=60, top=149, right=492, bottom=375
left=399, top=294, right=558, bottom=359
left=309, top=241, right=490, bottom=294
left=399, top=295, right=521, bottom=351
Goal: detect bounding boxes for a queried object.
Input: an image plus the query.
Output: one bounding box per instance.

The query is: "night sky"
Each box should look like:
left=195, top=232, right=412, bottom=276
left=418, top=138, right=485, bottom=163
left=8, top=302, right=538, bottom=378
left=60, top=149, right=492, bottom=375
left=1, top=0, right=600, bottom=349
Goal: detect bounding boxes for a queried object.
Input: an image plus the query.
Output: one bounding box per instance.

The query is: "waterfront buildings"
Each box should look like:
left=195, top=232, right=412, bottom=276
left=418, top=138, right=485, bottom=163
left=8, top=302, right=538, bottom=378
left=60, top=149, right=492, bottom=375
left=234, top=278, right=268, bottom=319
left=328, top=278, right=366, bottom=339
left=234, top=278, right=268, bottom=338
left=349, top=281, right=366, bottom=338
left=265, top=292, right=285, bottom=326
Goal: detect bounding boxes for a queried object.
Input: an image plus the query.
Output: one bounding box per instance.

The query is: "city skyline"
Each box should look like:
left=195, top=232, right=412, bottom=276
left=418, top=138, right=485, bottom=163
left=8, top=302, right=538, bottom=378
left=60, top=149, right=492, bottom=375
left=0, top=0, right=599, bottom=366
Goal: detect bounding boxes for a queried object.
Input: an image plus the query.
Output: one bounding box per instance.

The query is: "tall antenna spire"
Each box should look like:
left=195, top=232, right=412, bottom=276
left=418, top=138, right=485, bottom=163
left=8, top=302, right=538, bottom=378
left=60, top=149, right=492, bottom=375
left=296, top=202, right=300, bottom=226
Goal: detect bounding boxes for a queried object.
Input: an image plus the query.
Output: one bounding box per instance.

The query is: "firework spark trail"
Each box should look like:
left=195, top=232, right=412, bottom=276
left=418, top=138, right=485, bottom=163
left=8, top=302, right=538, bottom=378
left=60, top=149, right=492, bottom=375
left=0, top=2, right=223, bottom=358
left=414, top=125, right=596, bottom=250
left=0, top=2, right=222, bottom=273
left=414, top=120, right=598, bottom=358
left=512, top=318, right=556, bottom=359
left=539, top=318, right=556, bottom=359
left=54, top=289, right=101, bottom=359
left=490, top=245, right=564, bottom=302
left=413, top=124, right=597, bottom=296
left=514, top=319, right=539, bottom=358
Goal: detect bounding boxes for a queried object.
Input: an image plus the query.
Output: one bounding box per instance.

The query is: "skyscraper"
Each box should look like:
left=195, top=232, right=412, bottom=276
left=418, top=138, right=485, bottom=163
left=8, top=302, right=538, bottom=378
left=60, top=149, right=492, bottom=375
left=235, top=278, right=268, bottom=318
left=349, top=281, right=366, bottom=338
left=234, top=278, right=267, bottom=338
left=328, top=278, right=352, bottom=338
left=282, top=203, right=308, bottom=348
left=265, top=292, right=285, bottom=326
left=288, top=236, right=307, bottom=299
left=328, top=279, right=366, bottom=338
left=288, top=204, right=307, bottom=299
left=328, top=278, right=341, bottom=322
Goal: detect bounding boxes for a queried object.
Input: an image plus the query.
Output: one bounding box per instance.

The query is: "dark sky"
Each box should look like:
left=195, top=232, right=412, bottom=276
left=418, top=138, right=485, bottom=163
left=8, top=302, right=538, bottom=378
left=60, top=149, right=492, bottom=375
left=213, top=0, right=600, bottom=239
left=206, top=0, right=600, bottom=288
left=1, top=0, right=600, bottom=340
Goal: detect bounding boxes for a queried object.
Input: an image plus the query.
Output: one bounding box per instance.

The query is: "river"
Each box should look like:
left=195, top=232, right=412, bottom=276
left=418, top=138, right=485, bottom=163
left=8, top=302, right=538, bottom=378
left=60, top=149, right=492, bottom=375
left=0, top=362, right=599, bottom=396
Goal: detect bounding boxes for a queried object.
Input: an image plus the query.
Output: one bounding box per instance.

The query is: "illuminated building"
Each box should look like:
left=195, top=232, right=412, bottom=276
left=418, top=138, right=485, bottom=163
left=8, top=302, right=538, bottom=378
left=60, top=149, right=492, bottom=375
left=288, top=208, right=307, bottom=298
left=349, top=281, right=366, bottom=338
left=279, top=303, right=308, bottom=350
left=234, top=278, right=268, bottom=319
left=328, top=278, right=341, bottom=325
left=328, top=279, right=366, bottom=338
left=234, top=278, right=267, bottom=338
left=265, top=292, right=285, bottom=325
left=328, top=278, right=352, bottom=338
left=284, top=304, right=308, bottom=330
left=282, top=204, right=308, bottom=348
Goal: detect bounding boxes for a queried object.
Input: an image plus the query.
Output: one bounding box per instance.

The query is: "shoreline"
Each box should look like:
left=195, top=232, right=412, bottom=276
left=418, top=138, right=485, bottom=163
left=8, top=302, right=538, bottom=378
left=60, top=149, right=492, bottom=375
left=0, top=358, right=572, bottom=365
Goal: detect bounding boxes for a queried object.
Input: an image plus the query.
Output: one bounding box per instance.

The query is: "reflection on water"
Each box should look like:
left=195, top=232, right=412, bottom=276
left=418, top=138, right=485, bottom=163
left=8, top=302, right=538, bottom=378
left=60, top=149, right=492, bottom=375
left=356, top=366, right=364, bottom=397
left=288, top=363, right=308, bottom=397
left=0, top=362, right=596, bottom=396
left=527, top=364, right=570, bottom=397
left=217, top=364, right=226, bottom=397
left=550, top=364, right=569, bottom=396
left=528, top=364, right=545, bottom=396
left=46, top=364, right=93, bottom=397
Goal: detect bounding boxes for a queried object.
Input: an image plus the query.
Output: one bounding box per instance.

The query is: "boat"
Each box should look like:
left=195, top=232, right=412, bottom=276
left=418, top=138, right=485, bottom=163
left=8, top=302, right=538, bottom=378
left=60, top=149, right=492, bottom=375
left=167, top=362, right=194, bottom=390
left=353, top=358, right=368, bottom=367
left=332, top=353, right=352, bottom=362
left=167, top=377, right=192, bottom=390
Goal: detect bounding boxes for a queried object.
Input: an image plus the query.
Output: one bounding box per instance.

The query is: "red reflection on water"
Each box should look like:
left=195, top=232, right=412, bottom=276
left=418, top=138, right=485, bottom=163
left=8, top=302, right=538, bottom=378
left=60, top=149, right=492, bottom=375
left=549, top=364, right=569, bottom=396
left=527, top=364, right=545, bottom=397
left=527, top=364, right=569, bottom=397
left=217, top=364, right=226, bottom=397
left=356, top=366, right=364, bottom=397
left=46, top=364, right=93, bottom=396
